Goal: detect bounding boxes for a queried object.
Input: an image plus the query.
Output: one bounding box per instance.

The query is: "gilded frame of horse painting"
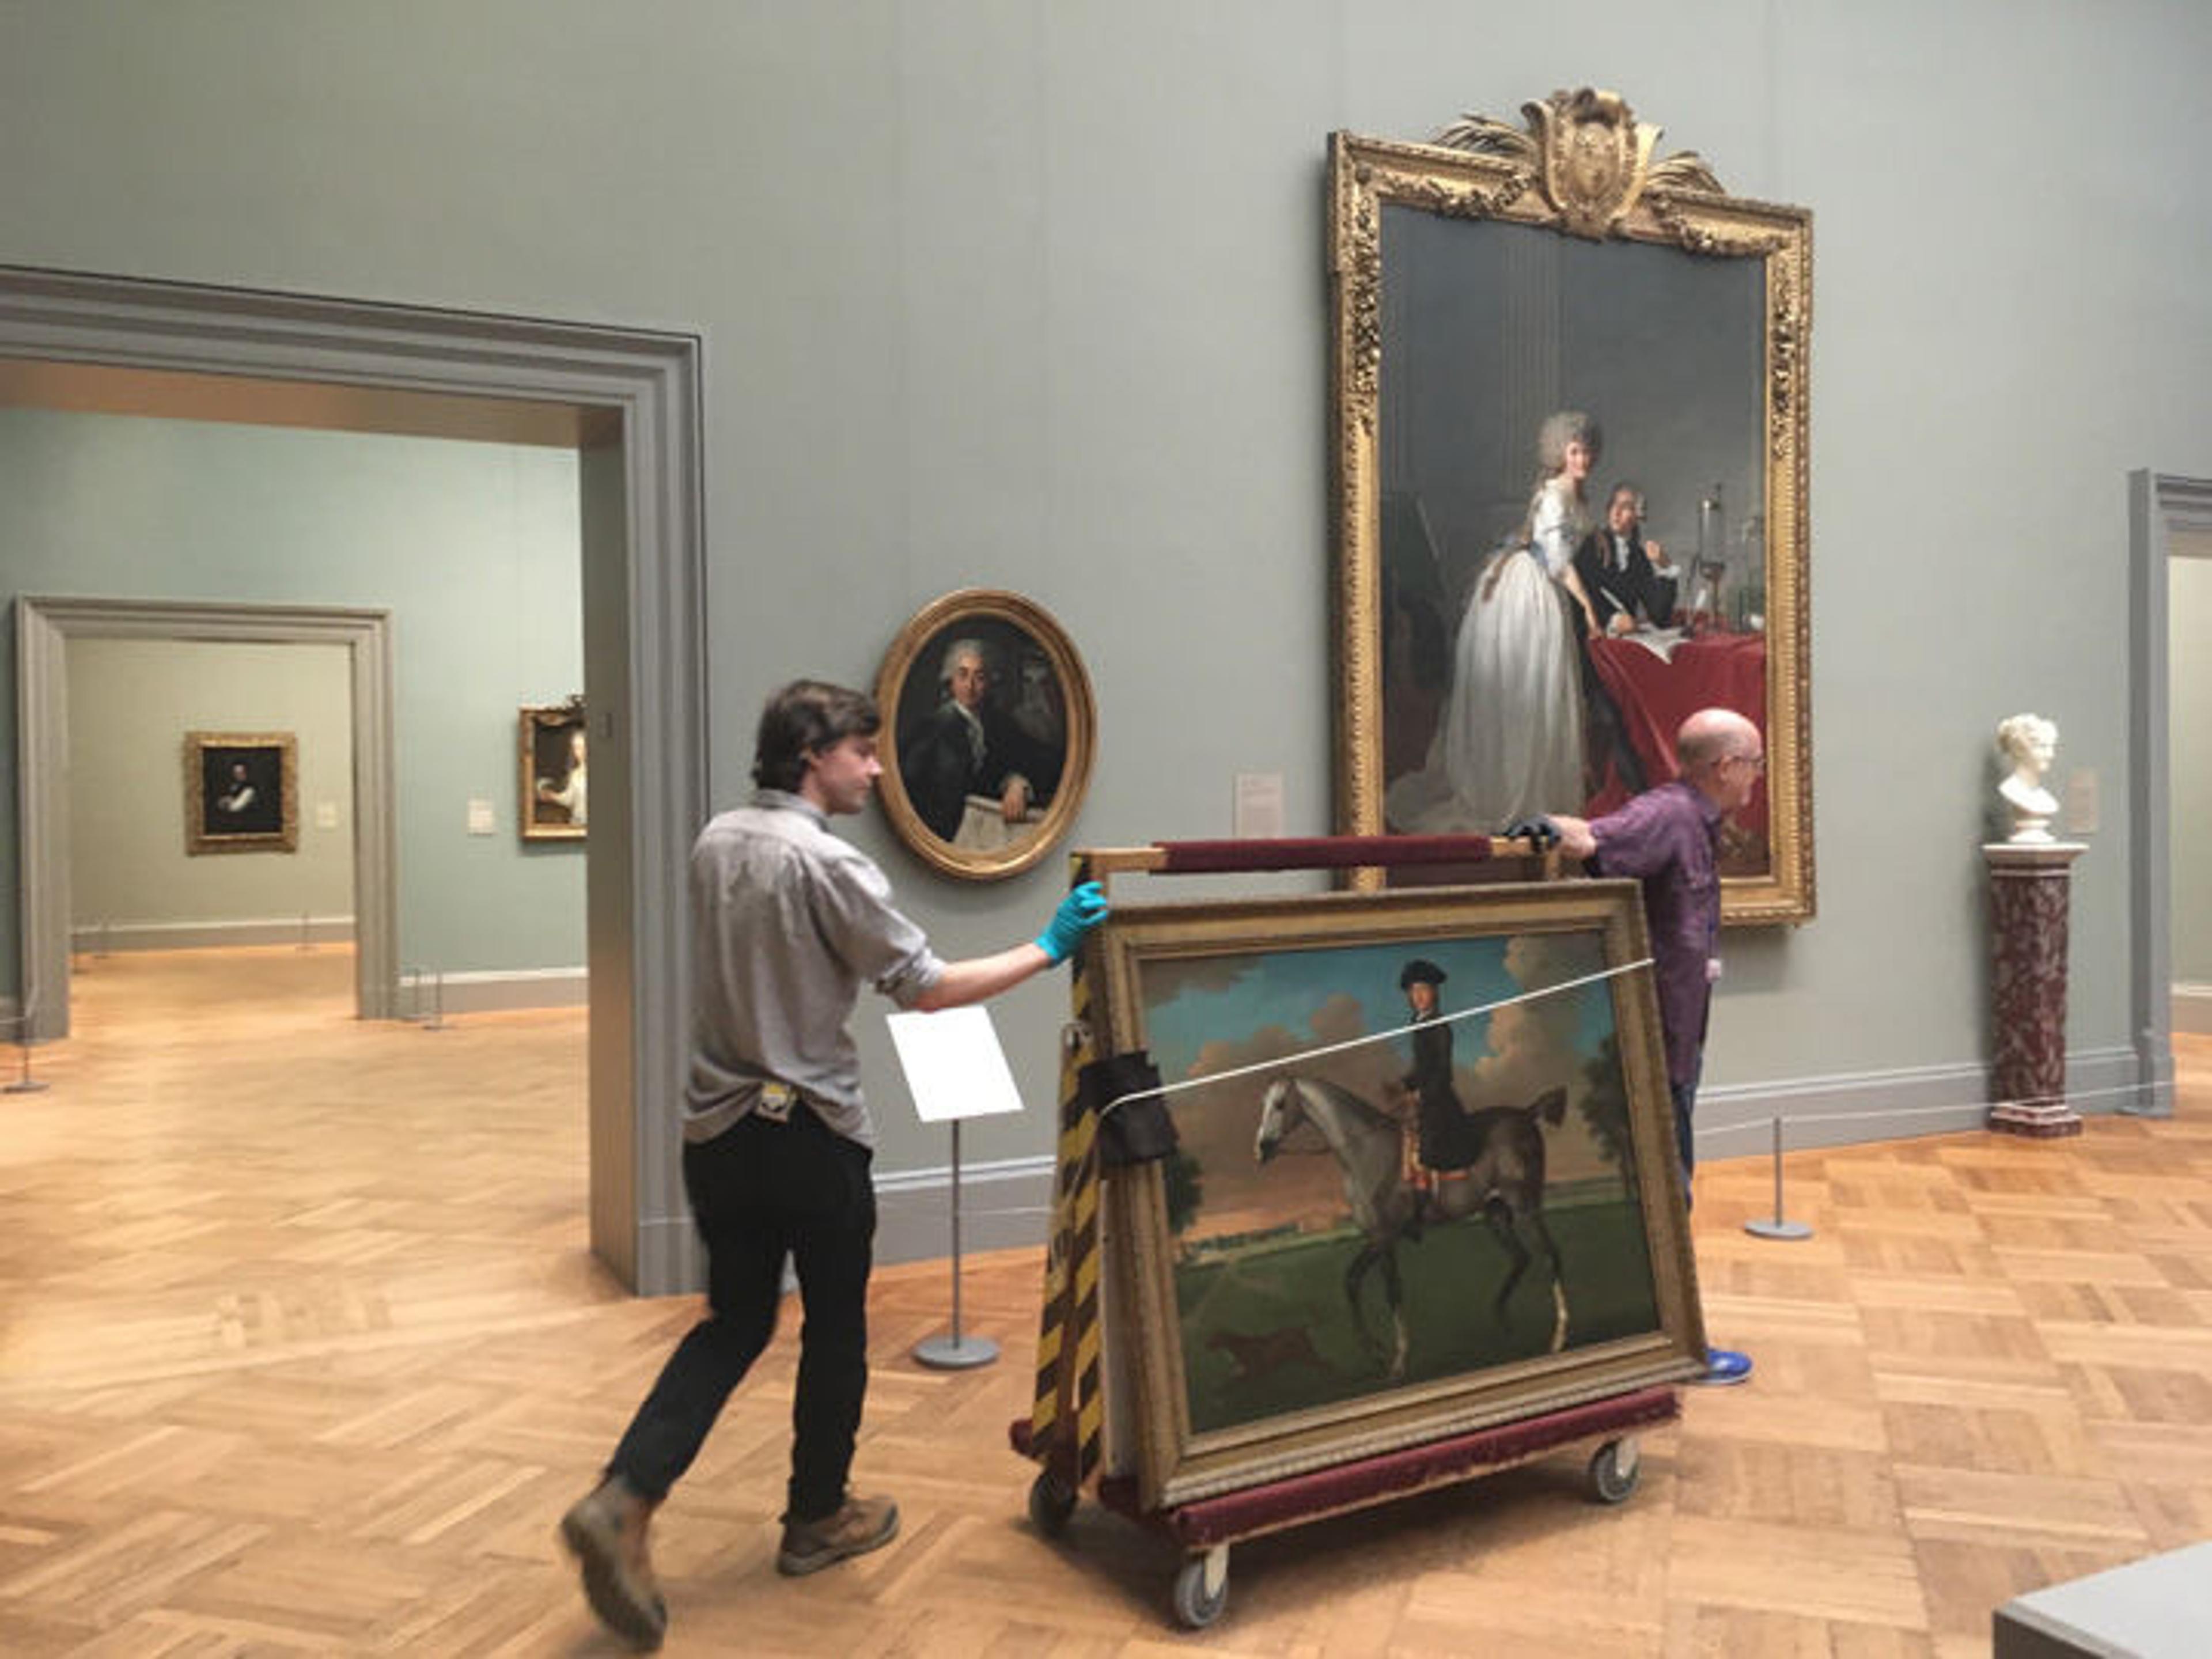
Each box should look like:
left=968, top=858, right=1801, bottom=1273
left=872, top=588, right=1097, bottom=881
left=1328, top=88, right=1813, bottom=924
left=1092, top=880, right=1705, bottom=1510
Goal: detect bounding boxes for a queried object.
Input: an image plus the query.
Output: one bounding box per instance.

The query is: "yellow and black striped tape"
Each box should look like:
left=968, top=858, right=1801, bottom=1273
left=1028, top=853, right=1104, bottom=1484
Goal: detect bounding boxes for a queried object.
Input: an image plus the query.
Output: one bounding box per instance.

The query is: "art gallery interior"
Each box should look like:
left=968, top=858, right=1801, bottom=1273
left=2, top=3, right=2210, bottom=1652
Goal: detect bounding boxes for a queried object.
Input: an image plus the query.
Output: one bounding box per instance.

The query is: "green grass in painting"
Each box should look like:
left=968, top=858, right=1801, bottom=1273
left=1175, top=1198, right=1659, bottom=1435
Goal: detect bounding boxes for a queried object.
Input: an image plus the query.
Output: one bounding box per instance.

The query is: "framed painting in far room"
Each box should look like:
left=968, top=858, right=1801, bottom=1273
left=185, top=730, right=297, bottom=854
left=521, top=698, right=588, bottom=842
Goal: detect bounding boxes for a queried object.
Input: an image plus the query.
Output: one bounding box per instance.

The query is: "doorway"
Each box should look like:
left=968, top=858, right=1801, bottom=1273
left=22, top=598, right=395, bottom=1022
left=2127, top=470, right=2212, bottom=1114
left=0, top=267, right=706, bottom=1293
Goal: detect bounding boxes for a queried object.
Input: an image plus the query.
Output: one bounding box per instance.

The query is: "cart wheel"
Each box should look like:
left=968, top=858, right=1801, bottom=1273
left=1587, top=1435, right=1640, bottom=1505
left=1172, top=1546, right=1229, bottom=1630
left=1028, top=1469, right=1077, bottom=1538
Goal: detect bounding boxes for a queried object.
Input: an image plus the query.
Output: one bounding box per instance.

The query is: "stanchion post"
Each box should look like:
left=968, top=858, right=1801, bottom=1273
left=1744, top=1115, right=1812, bottom=1240
left=915, top=1118, right=997, bottom=1369
left=5, top=1004, right=51, bottom=1096
left=419, top=968, right=448, bottom=1032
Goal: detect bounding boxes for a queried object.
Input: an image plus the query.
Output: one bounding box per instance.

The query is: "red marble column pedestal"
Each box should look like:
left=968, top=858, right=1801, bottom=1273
left=1984, top=841, right=2086, bottom=1138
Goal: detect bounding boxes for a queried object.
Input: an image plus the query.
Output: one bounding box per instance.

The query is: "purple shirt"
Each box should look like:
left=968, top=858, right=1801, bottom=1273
left=1586, top=781, right=1723, bottom=1088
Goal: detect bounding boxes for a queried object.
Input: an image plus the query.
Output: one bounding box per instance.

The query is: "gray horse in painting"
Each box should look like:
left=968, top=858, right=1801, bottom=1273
left=1254, top=1074, right=1569, bottom=1378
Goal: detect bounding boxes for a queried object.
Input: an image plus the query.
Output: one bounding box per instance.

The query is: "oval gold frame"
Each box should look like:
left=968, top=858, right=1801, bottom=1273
left=873, top=589, right=1096, bottom=881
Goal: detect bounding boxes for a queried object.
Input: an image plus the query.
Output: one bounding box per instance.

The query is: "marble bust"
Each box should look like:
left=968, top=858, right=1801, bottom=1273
left=1995, top=713, right=2059, bottom=844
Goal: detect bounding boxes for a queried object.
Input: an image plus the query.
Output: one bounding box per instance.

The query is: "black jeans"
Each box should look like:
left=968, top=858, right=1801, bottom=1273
left=606, top=1103, right=876, bottom=1522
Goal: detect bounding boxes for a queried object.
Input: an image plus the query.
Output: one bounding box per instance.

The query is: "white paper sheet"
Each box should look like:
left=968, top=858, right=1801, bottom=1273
left=884, top=1005, right=1028, bottom=1124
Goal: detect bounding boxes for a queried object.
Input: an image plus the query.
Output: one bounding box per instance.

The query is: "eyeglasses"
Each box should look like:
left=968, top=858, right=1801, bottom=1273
left=1727, top=752, right=1767, bottom=772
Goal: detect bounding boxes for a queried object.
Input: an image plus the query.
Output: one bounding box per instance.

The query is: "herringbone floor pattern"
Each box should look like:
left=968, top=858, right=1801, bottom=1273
left=3, top=947, right=2208, bottom=1654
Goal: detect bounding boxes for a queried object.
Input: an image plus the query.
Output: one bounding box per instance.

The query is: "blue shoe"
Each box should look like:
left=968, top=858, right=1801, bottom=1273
left=1692, top=1347, right=1752, bottom=1386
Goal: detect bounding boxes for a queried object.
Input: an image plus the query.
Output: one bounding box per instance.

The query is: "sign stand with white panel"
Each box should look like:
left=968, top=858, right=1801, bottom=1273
left=886, top=1004, right=1028, bottom=1370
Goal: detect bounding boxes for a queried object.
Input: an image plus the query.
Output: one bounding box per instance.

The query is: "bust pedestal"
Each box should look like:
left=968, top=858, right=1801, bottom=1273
left=1984, top=841, right=2086, bottom=1138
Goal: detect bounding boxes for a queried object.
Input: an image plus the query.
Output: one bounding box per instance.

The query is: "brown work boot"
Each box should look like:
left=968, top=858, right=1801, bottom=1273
left=559, top=1475, right=666, bottom=1650
left=775, top=1492, right=900, bottom=1577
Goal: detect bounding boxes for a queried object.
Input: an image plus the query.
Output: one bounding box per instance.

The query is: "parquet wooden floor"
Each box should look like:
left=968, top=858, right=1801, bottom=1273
left=4, top=948, right=2209, bottom=1655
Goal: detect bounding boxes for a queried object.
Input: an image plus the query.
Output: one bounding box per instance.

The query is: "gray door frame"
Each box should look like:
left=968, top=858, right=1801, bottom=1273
left=17, top=596, right=396, bottom=1024
left=0, top=266, right=706, bottom=1294
left=2127, top=470, right=2212, bottom=1116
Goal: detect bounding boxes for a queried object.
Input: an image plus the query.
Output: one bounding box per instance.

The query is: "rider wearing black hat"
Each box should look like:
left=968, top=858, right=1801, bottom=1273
left=1399, top=959, right=1478, bottom=1176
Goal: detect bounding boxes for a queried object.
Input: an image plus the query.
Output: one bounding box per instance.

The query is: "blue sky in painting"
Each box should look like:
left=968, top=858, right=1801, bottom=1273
left=1140, top=933, right=1615, bottom=1086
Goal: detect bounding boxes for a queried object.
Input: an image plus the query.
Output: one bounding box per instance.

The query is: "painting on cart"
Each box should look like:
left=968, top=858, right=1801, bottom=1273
left=1092, top=880, right=1705, bottom=1508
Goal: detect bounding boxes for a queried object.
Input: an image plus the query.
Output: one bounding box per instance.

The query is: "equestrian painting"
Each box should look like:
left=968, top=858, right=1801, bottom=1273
left=1090, top=884, right=1700, bottom=1483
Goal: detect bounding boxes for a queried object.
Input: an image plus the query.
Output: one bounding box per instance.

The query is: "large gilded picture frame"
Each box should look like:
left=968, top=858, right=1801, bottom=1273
left=1330, top=89, right=1813, bottom=923
left=873, top=588, right=1097, bottom=881
left=1094, top=880, right=1703, bottom=1510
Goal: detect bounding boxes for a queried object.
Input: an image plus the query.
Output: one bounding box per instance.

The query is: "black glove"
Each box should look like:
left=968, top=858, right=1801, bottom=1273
left=1503, top=815, right=1560, bottom=851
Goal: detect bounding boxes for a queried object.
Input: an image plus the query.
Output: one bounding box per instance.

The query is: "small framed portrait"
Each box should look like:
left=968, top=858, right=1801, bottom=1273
left=521, top=698, right=589, bottom=842
left=873, top=589, right=1096, bottom=881
left=184, top=731, right=298, bottom=855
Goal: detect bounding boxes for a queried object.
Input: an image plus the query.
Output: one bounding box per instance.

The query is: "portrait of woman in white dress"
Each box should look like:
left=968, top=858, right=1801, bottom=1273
left=1387, top=410, right=1603, bottom=833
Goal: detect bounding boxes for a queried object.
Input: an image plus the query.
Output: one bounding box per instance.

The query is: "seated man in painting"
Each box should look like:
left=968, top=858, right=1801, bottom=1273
left=1573, top=483, right=1679, bottom=635
left=900, top=638, right=1059, bottom=844
left=1573, top=482, right=1680, bottom=798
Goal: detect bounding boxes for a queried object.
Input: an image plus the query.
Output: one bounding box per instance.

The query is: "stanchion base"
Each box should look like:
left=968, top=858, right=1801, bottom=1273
left=1744, top=1218, right=1812, bottom=1240
left=914, top=1333, right=999, bottom=1370
left=5, top=1079, right=51, bottom=1094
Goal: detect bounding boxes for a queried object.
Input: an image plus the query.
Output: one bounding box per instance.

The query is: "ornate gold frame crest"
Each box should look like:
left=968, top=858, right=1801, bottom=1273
left=1329, top=88, right=1813, bottom=924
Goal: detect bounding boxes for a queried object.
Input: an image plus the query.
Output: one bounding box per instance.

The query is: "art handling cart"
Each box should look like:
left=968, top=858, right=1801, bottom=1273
left=1010, top=833, right=1685, bottom=1630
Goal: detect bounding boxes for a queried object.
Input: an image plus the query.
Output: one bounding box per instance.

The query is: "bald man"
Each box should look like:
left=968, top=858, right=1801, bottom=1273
left=1514, top=707, right=1763, bottom=1387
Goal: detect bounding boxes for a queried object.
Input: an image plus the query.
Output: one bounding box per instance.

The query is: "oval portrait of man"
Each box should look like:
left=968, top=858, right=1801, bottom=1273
left=874, top=590, right=1095, bottom=881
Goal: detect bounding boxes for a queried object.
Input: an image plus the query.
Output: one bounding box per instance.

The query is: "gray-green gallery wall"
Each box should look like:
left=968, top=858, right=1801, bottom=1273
left=2, top=2, right=2205, bottom=1207
left=67, top=637, right=357, bottom=943
left=0, top=412, right=586, bottom=982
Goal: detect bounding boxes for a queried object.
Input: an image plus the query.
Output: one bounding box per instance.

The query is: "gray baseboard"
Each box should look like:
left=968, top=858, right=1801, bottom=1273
left=620, top=1046, right=2159, bottom=1293
left=621, top=1156, right=1051, bottom=1296
left=2172, top=983, right=2212, bottom=1036
left=875, top=1154, right=1055, bottom=1267
left=1694, top=1045, right=2154, bottom=1162
left=394, top=968, right=589, bottom=1016
left=636, top=1214, right=707, bottom=1297
left=72, top=917, right=356, bottom=952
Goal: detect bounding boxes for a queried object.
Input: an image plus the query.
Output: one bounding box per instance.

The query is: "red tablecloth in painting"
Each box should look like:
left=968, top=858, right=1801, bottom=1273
left=1585, top=631, right=1767, bottom=837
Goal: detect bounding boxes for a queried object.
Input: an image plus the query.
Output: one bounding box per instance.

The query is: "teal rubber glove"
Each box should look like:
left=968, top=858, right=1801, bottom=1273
left=1035, top=881, right=1109, bottom=965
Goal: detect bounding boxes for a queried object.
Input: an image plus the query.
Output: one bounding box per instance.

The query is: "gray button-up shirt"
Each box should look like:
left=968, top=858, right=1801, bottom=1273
left=682, top=789, right=945, bottom=1147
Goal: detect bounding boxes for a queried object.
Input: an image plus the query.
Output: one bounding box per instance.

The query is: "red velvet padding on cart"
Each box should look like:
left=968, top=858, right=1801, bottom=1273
left=1087, top=1385, right=1679, bottom=1547
left=1150, top=835, right=1500, bottom=874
